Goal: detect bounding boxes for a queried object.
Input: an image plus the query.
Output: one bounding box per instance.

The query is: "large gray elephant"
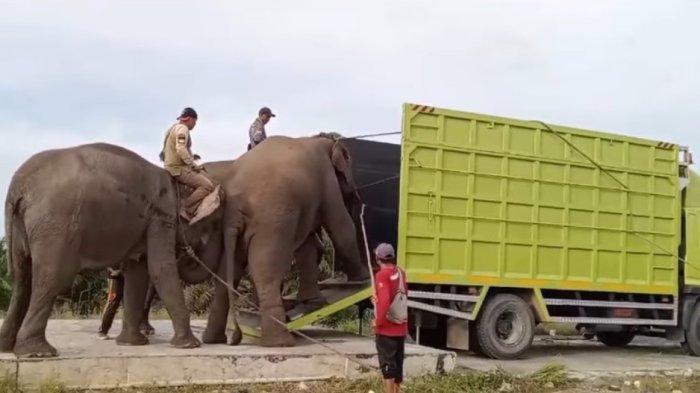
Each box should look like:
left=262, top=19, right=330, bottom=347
left=0, top=143, right=223, bottom=357
left=190, top=134, right=370, bottom=347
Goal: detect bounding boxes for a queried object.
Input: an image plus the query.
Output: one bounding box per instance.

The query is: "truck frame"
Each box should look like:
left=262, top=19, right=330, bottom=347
left=399, top=103, right=700, bottom=359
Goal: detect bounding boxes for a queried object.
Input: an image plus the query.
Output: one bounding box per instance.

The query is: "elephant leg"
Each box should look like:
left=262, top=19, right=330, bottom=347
left=202, top=278, right=229, bottom=344
left=139, top=282, right=157, bottom=336
left=295, top=234, right=324, bottom=303
left=0, top=252, right=31, bottom=352
left=203, top=256, right=245, bottom=344
left=14, top=240, right=77, bottom=357
left=248, top=236, right=295, bottom=347
left=99, top=276, right=124, bottom=336
left=146, top=221, right=200, bottom=349
left=116, top=260, right=148, bottom=345
left=322, top=196, right=369, bottom=282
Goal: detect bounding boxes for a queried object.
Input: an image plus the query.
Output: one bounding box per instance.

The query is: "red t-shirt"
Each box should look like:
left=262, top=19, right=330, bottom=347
left=374, top=265, right=408, bottom=337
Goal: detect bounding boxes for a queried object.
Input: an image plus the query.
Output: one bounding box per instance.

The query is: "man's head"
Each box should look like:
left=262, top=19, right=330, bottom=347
left=374, top=243, right=396, bottom=267
left=258, top=107, right=275, bottom=125
left=178, top=107, right=198, bottom=130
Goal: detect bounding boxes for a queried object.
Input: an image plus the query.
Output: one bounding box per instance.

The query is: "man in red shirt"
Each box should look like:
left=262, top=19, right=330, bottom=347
left=372, top=243, right=408, bottom=393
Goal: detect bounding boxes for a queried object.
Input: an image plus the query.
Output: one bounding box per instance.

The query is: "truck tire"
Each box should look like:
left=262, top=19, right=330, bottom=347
left=475, top=294, right=535, bottom=359
left=596, top=331, right=635, bottom=347
left=682, top=302, right=700, bottom=356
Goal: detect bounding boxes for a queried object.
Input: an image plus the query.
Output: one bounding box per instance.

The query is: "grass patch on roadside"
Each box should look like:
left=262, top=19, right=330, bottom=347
left=1, top=365, right=569, bottom=393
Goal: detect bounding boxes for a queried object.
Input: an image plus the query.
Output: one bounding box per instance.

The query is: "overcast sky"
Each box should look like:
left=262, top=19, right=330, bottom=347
left=1, top=1, right=699, bottom=235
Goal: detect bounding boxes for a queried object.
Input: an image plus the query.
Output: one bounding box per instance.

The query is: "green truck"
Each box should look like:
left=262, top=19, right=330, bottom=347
left=244, top=103, right=700, bottom=360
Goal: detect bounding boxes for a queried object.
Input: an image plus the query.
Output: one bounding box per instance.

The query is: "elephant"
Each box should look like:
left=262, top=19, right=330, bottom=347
left=186, top=134, right=371, bottom=347
left=0, top=143, right=224, bottom=357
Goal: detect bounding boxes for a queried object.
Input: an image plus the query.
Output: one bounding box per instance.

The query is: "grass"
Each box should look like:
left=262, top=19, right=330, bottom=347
left=5, top=364, right=700, bottom=392
left=0, top=365, right=570, bottom=393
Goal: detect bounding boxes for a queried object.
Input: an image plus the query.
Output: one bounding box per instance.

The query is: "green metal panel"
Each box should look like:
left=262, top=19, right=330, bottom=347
left=685, top=170, right=700, bottom=286
left=684, top=208, right=700, bottom=287
left=398, top=104, right=681, bottom=295
left=240, top=287, right=373, bottom=338
left=685, top=170, right=700, bottom=208
left=285, top=287, right=373, bottom=330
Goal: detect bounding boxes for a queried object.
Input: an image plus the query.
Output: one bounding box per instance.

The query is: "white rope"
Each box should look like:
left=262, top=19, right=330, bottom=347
left=180, top=238, right=378, bottom=371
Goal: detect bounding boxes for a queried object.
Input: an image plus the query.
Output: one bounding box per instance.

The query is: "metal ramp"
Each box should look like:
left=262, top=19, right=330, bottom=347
left=239, top=280, right=372, bottom=338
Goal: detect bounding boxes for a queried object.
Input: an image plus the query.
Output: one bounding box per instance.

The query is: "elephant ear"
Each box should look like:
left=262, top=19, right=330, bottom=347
left=331, top=141, right=355, bottom=194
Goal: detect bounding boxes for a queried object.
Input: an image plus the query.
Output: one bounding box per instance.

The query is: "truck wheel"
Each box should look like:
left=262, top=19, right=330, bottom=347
left=682, top=302, right=700, bottom=356
left=475, top=294, right=535, bottom=359
left=597, top=331, right=635, bottom=347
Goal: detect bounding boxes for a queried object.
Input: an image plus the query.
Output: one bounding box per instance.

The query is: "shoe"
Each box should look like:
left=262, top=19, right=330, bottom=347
left=179, top=208, right=192, bottom=222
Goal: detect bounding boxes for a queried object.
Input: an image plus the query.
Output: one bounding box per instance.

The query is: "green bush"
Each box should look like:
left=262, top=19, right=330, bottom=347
left=184, top=281, right=214, bottom=316
left=54, top=271, right=107, bottom=317
left=0, top=238, right=12, bottom=311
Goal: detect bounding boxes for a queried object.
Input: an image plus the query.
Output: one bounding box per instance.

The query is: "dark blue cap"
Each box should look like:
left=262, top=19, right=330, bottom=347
left=178, top=107, right=198, bottom=119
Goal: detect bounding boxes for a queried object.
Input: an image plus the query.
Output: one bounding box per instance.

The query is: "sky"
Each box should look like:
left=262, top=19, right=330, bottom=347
left=1, top=1, right=699, bottom=235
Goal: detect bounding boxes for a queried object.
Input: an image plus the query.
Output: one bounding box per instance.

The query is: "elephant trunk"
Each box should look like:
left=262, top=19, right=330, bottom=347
left=177, top=256, right=213, bottom=284
left=177, top=228, right=224, bottom=284
left=223, top=225, right=242, bottom=345
left=346, top=193, right=372, bottom=281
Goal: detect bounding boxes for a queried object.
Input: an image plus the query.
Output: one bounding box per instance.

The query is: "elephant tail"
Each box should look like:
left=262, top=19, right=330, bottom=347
left=4, top=194, right=16, bottom=278
left=4, top=192, right=28, bottom=280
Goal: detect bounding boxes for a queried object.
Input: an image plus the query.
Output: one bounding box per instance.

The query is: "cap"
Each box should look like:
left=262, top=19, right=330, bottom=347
left=259, top=107, right=276, bottom=117
left=178, top=107, right=198, bottom=120
left=374, top=243, right=395, bottom=261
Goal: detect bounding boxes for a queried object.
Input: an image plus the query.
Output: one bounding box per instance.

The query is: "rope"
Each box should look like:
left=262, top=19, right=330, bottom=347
left=360, top=204, right=377, bottom=315
left=177, top=223, right=377, bottom=371
left=534, top=120, right=700, bottom=273
left=342, top=131, right=401, bottom=140
left=355, top=175, right=400, bottom=191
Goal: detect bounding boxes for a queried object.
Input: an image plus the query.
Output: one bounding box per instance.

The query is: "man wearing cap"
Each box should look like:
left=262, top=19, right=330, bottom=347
left=248, top=107, right=275, bottom=150
left=372, top=243, right=408, bottom=393
left=161, top=107, right=215, bottom=218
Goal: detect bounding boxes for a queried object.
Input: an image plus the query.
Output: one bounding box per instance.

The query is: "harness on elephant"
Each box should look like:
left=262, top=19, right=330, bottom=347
left=174, top=181, right=223, bottom=225
left=177, top=218, right=378, bottom=372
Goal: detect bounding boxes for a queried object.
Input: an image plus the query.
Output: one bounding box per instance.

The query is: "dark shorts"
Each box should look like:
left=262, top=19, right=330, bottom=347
left=375, top=335, right=405, bottom=383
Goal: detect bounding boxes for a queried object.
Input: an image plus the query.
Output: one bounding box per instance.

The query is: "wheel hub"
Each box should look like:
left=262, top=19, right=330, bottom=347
left=495, top=311, right=523, bottom=345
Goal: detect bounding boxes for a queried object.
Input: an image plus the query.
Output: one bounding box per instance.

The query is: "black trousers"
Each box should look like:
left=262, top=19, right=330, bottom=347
left=375, top=334, right=405, bottom=383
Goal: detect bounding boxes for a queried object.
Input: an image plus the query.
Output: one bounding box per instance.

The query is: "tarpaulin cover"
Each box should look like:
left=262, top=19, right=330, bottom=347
left=343, top=138, right=401, bottom=253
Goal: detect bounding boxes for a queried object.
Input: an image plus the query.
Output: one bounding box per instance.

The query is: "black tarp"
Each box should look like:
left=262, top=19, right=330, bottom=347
left=343, top=139, right=401, bottom=253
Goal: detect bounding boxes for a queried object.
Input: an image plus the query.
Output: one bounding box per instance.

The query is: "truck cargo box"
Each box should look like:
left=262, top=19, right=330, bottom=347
left=398, top=104, right=682, bottom=295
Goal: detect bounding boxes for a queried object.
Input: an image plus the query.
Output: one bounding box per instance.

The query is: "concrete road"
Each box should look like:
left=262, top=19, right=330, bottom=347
left=0, top=319, right=454, bottom=389
left=457, top=336, right=700, bottom=378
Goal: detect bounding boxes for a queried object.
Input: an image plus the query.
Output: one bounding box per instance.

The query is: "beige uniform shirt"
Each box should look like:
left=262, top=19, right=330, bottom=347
left=163, top=123, right=196, bottom=176
left=248, top=118, right=266, bottom=149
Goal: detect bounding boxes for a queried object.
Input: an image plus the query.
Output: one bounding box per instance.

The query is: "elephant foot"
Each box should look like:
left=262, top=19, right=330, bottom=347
left=14, top=337, right=58, bottom=358
left=170, top=333, right=201, bottom=349
left=282, top=298, right=296, bottom=311
left=139, top=321, right=156, bottom=336
left=228, top=327, right=243, bottom=346
left=202, top=328, right=227, bottom=344
left=297, top=297, right=328, bottom=314
left=347, top=272, right=371, bottom=283
left=115, top=330, right=149, bottom=346
left=261, top=331, right=296, bottom=347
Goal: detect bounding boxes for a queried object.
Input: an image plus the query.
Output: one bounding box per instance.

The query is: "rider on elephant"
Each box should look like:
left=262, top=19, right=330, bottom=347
left=161, top=107, right=215, bottom=219
left=247, top=107, right=275, bottom=150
